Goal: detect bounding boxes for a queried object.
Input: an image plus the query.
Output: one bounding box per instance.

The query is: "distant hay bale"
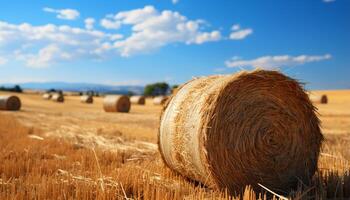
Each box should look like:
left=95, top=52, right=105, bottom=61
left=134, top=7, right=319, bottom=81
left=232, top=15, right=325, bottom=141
left=309, top=94, right=328, bottom=104
left=51, top=93, right=64, bottom=103
left=153, top=96, right=168, bottom=105
left=159, top=70, right=323, bottom=194
left=42, top=93, right=52, bottom=100
left=80, top=95, right=93, bottom=104
left=130, top=96, right=145, bottom=105
left=0, top=96, right=21, bottom=111
left=103, top=95, right=131, bottom=113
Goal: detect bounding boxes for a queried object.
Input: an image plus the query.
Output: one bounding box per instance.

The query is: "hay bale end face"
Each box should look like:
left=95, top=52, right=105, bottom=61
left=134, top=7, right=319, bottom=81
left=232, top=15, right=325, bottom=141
left=0, top=96, right=21, bottom=111
left=42, top=93, right=52, bottom=100
left=51, top=93, right=64, bottom=103
left=153, top=96, right=168, bottom=105
left=80, top=95, right=93, bottom=104
left=309, top=94, right=328, bottom=104
left=159, top=70, right=323, bottom=194
left=130, top=95, right=146, bottom=105
left=103, top=95, right=131, bottom=113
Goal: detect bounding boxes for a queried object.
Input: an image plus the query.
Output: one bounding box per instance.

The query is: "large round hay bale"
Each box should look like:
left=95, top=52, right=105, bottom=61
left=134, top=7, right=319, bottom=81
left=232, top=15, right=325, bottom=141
left=130, top=96, right=145, bottom=105
left=51, top=93, right=64, bottom=103
left=80, top=95, right=93, bottom=104
left=103, top=95, right=130, bottom=113
left=0, top=96, right=21, bottom=111
left=42, top=93, right=52, bottom=100
left=159, top=70, right=323, bottom=194
left=309, top=94, right=328, bottom=104
left=153, top=96, right=168, bottom=105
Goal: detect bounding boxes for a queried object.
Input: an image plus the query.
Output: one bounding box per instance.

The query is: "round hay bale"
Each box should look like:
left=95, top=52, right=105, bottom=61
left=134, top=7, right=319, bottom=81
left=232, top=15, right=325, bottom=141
left=309, top=94, right=328, bottom=104
left=0, top=96, right=21, bottom=111
left=51, top=93, right=64, bottom=103
left=159, top=70, right=323, bottom=194
left=80, top=95, right=93, bottom=104
left=130, top=96, right=145, bottom=105
left=103, top=95, right=130, bottom=113
left=153, top=96, right=168, bottom=105
left=42, top=93, right=52, bottom=100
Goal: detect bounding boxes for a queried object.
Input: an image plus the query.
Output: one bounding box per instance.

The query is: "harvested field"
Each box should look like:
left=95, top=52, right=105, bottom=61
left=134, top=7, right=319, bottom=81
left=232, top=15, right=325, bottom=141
left=0, top=90, right=349, bottom=199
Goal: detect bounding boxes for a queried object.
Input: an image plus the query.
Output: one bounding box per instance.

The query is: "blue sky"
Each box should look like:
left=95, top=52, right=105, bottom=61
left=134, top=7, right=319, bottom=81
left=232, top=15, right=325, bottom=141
left=0, top=0, right=349, bottom=89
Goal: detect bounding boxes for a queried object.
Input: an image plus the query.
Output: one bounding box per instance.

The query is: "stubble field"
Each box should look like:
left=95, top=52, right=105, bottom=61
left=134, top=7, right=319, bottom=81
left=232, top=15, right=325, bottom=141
left=0, top=90, right=349, bottom=199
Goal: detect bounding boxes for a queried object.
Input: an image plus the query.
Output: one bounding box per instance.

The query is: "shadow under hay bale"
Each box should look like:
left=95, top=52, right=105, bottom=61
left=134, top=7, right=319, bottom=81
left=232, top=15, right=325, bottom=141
left=103, top=95, right=130, bottom=113
left=80, top=95, right=93, bottom=104
left=0, top=96, right=21, bottom=111
left=42, top=93, right=52, bottom=100
left=130, top=96, right=146, bottom=105
left=309, top=94, right=328, bottom=104
left=153, top=96, right=168, bottom=105
left=158, top=69, right=323, bottom=194
left=51, top=93, right=64, bottom=103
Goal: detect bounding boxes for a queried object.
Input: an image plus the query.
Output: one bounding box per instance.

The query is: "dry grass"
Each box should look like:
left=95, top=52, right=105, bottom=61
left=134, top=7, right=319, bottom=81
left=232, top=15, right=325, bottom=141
left=0, top=90, right=349, bottom=199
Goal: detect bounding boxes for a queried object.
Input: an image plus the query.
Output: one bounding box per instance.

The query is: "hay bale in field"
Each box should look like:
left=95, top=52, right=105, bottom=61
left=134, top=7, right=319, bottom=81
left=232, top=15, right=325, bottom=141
left=309, top=94, right=328, bottom=104
left=80, top=95, right=93, bottom=104
left=42, top=93, right=52, bottom=100
left=159, top=70, right=323, bottom=194
left=153, top=96, right=168, bottom=105
left=103, top=95, right=130, bottom=113
left=0, top=96, right=21, bottom=111
left=51, top=93, right=64, bottom=103
left=130, top=96, right=145, bottom=105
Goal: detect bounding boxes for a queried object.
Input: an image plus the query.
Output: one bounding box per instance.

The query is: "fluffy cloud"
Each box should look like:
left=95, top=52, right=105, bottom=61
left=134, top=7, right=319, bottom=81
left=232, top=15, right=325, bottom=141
left=0, top=20, right=118, bottom=67
left=84, top=18, right=95, bottom=30
left=106, top=5, right=221, bottom=56
left=229, top=24, right=253, bottom=40
left=225, top=54, right=332, bottom=69
left=100, top=18, right=121, bottom=30
left=43, top=7, right=80, bottom=20
left=0, top=56, right=7, bottom=65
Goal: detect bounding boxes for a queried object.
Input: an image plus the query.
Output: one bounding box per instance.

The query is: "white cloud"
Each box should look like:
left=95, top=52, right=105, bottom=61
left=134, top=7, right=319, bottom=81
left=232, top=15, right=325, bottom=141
left=0, top=20, right=120, bottom=67
left=0, top=56, right=7, bottom=65
left=43, top=7, right=80, bottom=20
left=84, top=18, right=95, bottom=30
left=108, top=5, right=221, bottom=56
left=225, top=54, right=332, bottom=69
left=323, top=0, right=336, bottom=3
left=100, top=18, right=121, bottom=30
left=172, top=0, right=180, bottom=4
left=230, top=28, right=253, bottom=40
left=231, top=24, right=240, bottom=31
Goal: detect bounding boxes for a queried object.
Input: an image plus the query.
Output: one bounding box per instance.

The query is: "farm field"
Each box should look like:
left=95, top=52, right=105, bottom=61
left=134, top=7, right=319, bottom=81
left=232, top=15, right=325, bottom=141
left=0, top=90, right=350, bottom=199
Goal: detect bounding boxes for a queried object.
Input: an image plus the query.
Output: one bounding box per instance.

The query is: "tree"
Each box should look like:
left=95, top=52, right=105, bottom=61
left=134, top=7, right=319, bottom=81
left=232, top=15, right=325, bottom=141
left=144, top=82, right=169, bottom=96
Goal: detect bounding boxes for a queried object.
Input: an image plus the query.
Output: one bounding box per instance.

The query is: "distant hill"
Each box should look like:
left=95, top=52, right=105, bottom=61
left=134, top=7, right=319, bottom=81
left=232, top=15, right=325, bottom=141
left=1, top=82, right=144, bottom=95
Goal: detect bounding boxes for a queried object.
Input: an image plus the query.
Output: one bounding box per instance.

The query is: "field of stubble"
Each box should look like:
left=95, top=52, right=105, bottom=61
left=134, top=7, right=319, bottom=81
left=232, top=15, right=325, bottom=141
left=0, top=90, right=349, bottom=199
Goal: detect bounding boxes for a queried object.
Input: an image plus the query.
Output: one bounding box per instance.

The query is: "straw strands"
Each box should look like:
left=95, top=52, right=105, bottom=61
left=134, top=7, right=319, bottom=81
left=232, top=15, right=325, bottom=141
left=0, top=95, right=21, bottom=111
left=130, top=96, right=145, bottom=105
left=103, top=95, right=131, bottom=113
left=159, top=69, right=323, bottom=194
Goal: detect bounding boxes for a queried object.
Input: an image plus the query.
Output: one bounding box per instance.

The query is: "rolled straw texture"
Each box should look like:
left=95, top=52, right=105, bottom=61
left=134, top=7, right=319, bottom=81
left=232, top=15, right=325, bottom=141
left=80, top=95, right=93, bottom=104
left=51, top=93, right=64, bottom=102
left=309, top=94, right=328, bottom=104
left=159, top=70, right=323, bottom=193
left=103, top=95, right=131, bottom=113
left=153, top=96, right=168, bottom=105
left=130, top=96, right=145, bottom=105
left=0, top=96, right=21, bottom=111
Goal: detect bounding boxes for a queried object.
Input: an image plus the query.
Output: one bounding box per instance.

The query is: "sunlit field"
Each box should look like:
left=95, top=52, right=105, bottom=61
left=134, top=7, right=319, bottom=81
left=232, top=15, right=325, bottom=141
left=0, top=90, right=349, bottom=199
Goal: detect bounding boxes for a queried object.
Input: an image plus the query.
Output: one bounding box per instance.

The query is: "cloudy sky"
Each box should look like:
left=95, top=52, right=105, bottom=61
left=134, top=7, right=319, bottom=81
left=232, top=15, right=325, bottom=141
left=0, top=0, right=349, bottom=89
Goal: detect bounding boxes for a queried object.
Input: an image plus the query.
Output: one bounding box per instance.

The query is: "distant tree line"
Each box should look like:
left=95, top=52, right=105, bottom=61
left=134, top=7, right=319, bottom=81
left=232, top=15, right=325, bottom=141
left=0, top=85, right=23, bottom=93
left=143, top=82, right=179, bottom=96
